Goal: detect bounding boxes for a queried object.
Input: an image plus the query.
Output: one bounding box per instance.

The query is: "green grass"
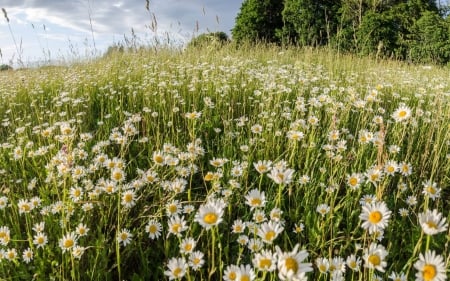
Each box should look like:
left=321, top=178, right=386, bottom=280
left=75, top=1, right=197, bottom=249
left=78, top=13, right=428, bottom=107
left=0, top=44, right=448, bottom=280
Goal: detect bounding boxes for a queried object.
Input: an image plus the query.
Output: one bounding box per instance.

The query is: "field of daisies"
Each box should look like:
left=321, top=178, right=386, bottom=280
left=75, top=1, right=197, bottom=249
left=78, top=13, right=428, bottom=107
left=0, top=46, right=449, bottom=281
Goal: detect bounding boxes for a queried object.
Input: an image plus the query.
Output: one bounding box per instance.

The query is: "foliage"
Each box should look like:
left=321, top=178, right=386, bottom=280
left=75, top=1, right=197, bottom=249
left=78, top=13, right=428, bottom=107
left=0, top=64, right=13, bottom=71
left=233, top=0, right=450, bottom=64
left=232, top=0, right=284, bottom=43
left=186, top=32, right=229, bottom=48
left=408, top=11, right=450, bottom=64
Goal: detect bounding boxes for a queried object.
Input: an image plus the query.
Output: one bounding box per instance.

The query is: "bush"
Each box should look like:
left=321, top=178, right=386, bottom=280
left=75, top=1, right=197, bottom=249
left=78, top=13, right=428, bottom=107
left=0, top=64, right=13, bottom=71
left=187, top=32, right=230, bottom=48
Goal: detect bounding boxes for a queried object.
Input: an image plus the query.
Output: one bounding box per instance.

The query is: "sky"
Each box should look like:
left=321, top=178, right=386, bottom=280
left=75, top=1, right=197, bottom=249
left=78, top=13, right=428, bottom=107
left=0, top=0, right=244, bottom=67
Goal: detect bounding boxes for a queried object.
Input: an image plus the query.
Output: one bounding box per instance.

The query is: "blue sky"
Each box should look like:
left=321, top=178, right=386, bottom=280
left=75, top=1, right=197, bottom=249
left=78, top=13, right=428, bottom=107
left=0, top=0, right=244, bottom=66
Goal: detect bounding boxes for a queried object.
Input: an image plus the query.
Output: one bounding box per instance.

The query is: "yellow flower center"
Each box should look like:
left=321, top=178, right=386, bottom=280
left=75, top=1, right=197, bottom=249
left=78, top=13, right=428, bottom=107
left=154, top=155, right=164, bottom=164
left=193, top=258, right=200, bottom=264
left=387, top=166, right=395, bottom=173
left=124, top=193, right=133, bottom=203
left=426, top=221, right=437, bottom=229
left=426, top=187, right=436, bottom=195
left=64, top=239, right=74, bottom=248
left=368, top=254, right=381, bottom=266
left=37, top=237, right=45, bottom=244
left=203, top=213, right=218, bottom=225
left=228, top=272, right=237, bottom=280
left=184, top=244, right=192, bottom=252
left=398, top=110, right=407, bottom=118
left=240, top=275, right=250, bottom=281
left=168, top=205, right=177, bottom=214
left=319, top=264, right=328, bottom=272
left=369, top=211, right=382, bottom=223
left=349, top=261, right=357, bottom=269
left=173, top=267, right=182, bottom=277
left=265, top=230, right=276, bottom=241
left=422, top=264, right=436, bottom=281
left=172, top=223, right=181, bottom=233
left=285, top=257, right=298, bottom=273
left=250, top=198, right=261, bottom=206
left=349, top=177, right=358, bottom=186
left=204, top=173, right=214, bottom=181
left=112, top=171, right=123, bottom=181
left=259, top=258, right=272, bottom=269
left=148, top=225, right=157, bottom=233
left=120, top=233, right=128, bottom=241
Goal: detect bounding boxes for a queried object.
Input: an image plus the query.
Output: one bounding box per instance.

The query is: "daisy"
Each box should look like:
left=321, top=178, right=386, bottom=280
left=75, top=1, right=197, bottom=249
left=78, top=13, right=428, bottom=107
left=316, top=257, right=330, bottom=274
left=166, top=200, right=182, bottom=217
left=346, top=254, right=361, bottom=272
left=398, top=208, right=409, bottom=217
left=268, top=167, right=295, bottom=185
left=194, top=199, right=225, bottom=230
left=414, top=250, right=447, bottom=281
left=18, top=199, right=33, bottom=214
left=22, top=247, right=33, bottom=263
left=231, top=219, right=246, bottom=234
left=253, top=160, right=272, bottom=174
left=418, top=209, right=448, bottom=235
left=329, top=256, right=346, bottom=274
left=365, top=166, right=384, bottom=185
left=253, top=249, right=277, bottom=272
left=257, top=221, right=284, bottom=244
left=363, top=243, right=388, bottom=272
left=76, top=223, right=89, bottom=237
left=224, top=264, right=240, bottom=281
left=388, top=271, right=407, bottom=281
left=247, top=238, right=263, bottom=253
left=188, top=251, right=204, bottom=271
left=59, top=232, right=78, bottom=253
left=392, top=105, right=411, bottom=122
left=111, top=168, right=125, bottom=183
left=276, top=244, right=313, bottom=281
left=145, top=219, right=162, bottom=239
left=346, top=173, right=364, bottom=190
left=0, top=226, right=10, bottom=246
left=121, top=189, right=136, bottom=208
left=167, top=215, right=188, bottom=237
left=252, top=209, right=267, bottom=223
left=117, top=228, right=133, bottom=246
left=179, top=237, right=196, bottom=255
left=72, top=246, right=85, bottom=259
left=360, top=201, right=391, bottom=234
left=5, top=248, right=17, bottom=261
left=269, top=207, right=283, bottom=222
left=316, top=204, right=330, bottom=217
left=293, top=223, right=305, bottom=234
left=0, top=196, right=8, bottom=209
left=422, top=180, right=441, bottom=200
left=399, top=162, right=413, bottom=176
left=245, top=189, right=266, bottom=210
left=236, top=264, right=256, bottom=281
left=237, top=235, right=249, bottom=246
left=384, top=160, right=399, bottom=176
left=33, top=232, right=48, bottom=248
left=164, top=257, right=187, bottom=280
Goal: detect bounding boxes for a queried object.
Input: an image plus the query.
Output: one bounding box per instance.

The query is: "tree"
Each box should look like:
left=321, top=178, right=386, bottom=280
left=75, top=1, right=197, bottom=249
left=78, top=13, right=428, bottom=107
left=187, top=32, right=230, bottom=48
left=0, top=64, right=13, bottom=71
left=280, top=0, right=339, bottom=46
left=409, top=11, right=450, bottom=64
left=232, top=0, right=284, bottom=43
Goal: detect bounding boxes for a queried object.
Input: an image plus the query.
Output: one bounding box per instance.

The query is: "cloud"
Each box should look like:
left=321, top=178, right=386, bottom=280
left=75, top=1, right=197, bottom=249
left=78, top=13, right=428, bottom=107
left=0, top=1, right=243, bottom=64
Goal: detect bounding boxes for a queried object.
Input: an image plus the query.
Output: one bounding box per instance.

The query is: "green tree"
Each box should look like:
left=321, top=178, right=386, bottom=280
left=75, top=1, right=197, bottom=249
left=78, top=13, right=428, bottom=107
left=409, top=11, right=450, bottom=64
left=280, top=0, right=339, bottom=46
left=232, top=0, right=284, bottom=43
left=187, top=32, right=230, bottom=48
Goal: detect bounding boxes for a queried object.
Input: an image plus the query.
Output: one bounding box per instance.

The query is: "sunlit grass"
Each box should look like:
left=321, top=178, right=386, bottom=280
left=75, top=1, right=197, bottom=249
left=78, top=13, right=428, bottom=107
left=0, top=44, right=448, bottom=280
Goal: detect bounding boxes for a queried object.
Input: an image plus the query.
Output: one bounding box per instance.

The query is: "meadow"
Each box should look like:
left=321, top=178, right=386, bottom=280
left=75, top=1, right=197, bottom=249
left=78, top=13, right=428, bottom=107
left=0, top=45, right=449, bottom=281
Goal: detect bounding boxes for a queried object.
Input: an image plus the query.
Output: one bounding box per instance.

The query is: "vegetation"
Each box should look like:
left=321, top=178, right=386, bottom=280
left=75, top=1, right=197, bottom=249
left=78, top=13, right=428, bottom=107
left=232, top=0, right=450, bottom=64
left=0, top=44, right=448, bottom=280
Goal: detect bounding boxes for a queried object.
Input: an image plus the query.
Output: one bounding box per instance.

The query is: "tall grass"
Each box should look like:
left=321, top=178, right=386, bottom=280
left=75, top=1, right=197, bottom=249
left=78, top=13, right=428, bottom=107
left=0, top=44, right=448, bottom=280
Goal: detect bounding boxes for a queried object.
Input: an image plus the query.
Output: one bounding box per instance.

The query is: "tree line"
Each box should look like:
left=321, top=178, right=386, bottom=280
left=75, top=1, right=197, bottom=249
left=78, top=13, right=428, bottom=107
left=232, top=0, right=450, bottom=64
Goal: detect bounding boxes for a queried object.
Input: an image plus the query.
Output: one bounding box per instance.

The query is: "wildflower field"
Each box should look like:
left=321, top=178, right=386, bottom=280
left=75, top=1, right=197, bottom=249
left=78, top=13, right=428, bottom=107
left=0, top=46, right=449, bottom=281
